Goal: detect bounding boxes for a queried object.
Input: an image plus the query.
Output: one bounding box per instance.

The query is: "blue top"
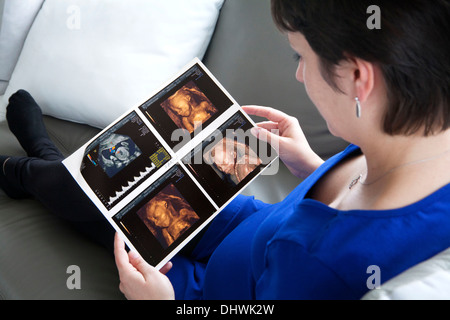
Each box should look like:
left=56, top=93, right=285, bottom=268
left=167, top=144, right=450, bottom=299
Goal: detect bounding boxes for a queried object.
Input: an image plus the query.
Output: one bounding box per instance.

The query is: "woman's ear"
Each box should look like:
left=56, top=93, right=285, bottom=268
left=353, top=58, right=375, bottom=103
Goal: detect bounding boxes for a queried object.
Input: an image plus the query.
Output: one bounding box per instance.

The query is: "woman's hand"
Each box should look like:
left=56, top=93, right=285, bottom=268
left=114, top=233, right=175, bottom=300
left=243, top=105, right=324, bottom=180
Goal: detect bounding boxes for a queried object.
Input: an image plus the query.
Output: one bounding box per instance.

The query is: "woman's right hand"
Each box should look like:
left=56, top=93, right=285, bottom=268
left=243, top=105, right=324, bottom=180
left=114, top=233, right=175, bottom=300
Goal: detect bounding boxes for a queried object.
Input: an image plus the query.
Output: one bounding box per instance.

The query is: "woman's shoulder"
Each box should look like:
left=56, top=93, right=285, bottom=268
left=270, top=178, right=450, bottom=248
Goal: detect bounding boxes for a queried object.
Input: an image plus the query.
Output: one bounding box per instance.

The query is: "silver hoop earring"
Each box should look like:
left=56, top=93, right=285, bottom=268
left=355, top=97, right=361, bottom=118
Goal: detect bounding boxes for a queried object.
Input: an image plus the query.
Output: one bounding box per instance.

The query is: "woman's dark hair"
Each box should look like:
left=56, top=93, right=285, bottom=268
left=271, top=0, right=450, bottom=136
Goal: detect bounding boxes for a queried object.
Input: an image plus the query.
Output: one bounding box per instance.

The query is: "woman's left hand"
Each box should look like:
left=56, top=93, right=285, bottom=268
left=114, top=233, right=175, bottom=300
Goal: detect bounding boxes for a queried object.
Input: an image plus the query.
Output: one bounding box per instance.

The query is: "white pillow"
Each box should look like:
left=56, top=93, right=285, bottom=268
left=0, top=0, right=224, bottom=128
left=0, top=0, right=44, bottom=81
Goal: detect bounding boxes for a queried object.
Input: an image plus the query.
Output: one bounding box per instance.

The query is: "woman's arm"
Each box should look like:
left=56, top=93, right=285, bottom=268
left=243, top=105, right=324, bottom=180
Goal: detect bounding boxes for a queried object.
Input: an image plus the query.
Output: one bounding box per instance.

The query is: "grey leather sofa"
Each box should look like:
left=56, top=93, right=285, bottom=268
left=0, top=0, right=347, bottom=299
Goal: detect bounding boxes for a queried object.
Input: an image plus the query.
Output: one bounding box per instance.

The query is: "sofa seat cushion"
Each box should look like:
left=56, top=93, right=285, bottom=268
left=0, top=118, right=123, bottom=299
left=0, top=196, right=123, bottom=299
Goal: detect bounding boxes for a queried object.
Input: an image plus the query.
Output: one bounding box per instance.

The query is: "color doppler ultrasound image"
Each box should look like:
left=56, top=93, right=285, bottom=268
left=81, top=112, right=171, bottom=210
left=161, top=81, right=218, bottom=134
left=97, top=133, right=142, bottom=178
left=136, top=183, right=200, bottom=249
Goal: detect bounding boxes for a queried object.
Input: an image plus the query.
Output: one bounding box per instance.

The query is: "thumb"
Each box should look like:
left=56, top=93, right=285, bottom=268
left=251, top=126, right=281, bottom=149
left=128, top=251, right=154, bottom=279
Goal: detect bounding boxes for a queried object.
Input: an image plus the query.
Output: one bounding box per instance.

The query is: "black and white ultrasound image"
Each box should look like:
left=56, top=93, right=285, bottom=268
left=81, top=112, right=171, bottom=210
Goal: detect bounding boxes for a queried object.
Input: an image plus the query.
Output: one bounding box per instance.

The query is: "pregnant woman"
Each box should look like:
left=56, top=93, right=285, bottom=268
left=1, top=0, right=450, bottom=299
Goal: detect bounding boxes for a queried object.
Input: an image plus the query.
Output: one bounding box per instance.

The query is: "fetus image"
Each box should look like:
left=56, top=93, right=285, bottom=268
left=204, top=137, right=262, bottom=185
left=137, top=184, right=200, bottom=248
left=98, top=134, right=142, bottom=178
left=161, top=81, right=218, bottom=133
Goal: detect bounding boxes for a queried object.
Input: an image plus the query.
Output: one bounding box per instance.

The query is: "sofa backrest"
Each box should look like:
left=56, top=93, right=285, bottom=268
left=0, top=0, right=5, bottom=29
left=203, top=0, right=348, bottom=160
left=0, top=0, right=347, bottom=160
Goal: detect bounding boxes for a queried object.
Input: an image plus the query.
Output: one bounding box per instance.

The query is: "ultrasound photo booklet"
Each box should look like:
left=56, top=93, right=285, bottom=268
left=63, top=58, right=278, bottom=269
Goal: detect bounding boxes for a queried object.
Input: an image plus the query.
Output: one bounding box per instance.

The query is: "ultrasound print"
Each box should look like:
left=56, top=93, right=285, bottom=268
left=139, top=63, right=233, bottom=149
left=112, top=165, right=216, bottom=266
left=136, top=184, right=200, bottom=249
left=183, top=111, right=276, bottom=207
left=98, top=134, right=142, bottom=178
left=203, top=137, right=262, bottom=186
left=160, top=81, right=218, bottom=134
left=81, top=112, right=171, bottom=210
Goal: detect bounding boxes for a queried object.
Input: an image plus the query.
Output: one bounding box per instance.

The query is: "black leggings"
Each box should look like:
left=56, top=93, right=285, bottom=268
left=3, top=155, right=115, bottom=252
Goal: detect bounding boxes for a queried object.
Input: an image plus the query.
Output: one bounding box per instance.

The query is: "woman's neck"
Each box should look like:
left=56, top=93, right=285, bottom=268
left=359, top=130, right=450, bottom=186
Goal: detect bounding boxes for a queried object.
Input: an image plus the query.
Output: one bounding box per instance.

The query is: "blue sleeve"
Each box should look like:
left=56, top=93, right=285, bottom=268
left=255, top=240, right=358, bottom=300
